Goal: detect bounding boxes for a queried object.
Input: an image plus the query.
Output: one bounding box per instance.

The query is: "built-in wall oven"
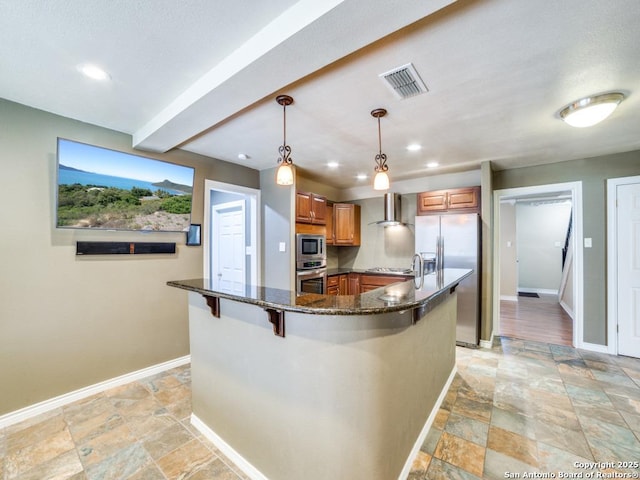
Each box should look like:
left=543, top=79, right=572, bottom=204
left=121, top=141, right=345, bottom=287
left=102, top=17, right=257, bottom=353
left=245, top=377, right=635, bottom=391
left=296, top=267, right=327, bottom=294
left=295, top=234, right=327, bottom=294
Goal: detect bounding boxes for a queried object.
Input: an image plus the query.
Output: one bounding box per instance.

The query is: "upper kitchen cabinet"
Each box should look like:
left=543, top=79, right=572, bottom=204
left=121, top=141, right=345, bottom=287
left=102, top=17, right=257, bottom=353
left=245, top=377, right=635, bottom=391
left=296, top=191, right=327, bottom=225
left=326, top=201, right=334, bottom=245
left=333, top=203, right=361, bottom=246
left=417, top=186, right=480, bottom=215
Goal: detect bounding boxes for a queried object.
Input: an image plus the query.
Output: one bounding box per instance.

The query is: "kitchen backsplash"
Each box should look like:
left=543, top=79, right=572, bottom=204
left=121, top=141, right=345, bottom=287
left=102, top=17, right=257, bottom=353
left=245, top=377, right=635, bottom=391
left=337, top=193, right=416, bottom=270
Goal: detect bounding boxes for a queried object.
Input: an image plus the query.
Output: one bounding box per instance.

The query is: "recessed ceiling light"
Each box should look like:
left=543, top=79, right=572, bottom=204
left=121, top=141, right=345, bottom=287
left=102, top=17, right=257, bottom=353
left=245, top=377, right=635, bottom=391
left=406, top=144, right=422, bottom=152
left=558, top=92, right=625, bottom=127
left=238, top=153, right=250, bottom=161
left=356, top=173, right=368, bottom=180
left=426, top=162, right=439, bottom=168
left=327, top=161, right=339, bottom=168
left=77, top=63, right=111, bottom=81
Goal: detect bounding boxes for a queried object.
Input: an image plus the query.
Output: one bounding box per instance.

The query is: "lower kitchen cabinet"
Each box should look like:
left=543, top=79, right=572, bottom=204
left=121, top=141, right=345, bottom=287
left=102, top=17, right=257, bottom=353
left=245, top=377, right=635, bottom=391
left=347, top=272, right=360, bottom=295
left=327, top=272, right=413, bottom=295
left=327, top=274, right=350, bottom=295
left=359, top=274, right=412, bottom=293
left=339, top=274, right=348, bottom=295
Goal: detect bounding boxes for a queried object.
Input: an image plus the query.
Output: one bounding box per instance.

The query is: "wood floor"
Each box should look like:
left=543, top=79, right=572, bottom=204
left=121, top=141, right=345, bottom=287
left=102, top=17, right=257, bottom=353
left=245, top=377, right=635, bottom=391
left=500, top=293, right=573, bottom=346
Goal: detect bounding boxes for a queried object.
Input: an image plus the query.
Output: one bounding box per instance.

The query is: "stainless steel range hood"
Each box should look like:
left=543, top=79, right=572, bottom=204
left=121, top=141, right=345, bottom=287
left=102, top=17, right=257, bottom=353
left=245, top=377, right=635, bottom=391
left=375, top=193, right=404, bottom=226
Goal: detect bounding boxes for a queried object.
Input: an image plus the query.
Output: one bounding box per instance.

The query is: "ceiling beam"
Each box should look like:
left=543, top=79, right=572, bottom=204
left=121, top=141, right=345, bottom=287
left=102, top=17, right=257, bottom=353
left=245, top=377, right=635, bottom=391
left=132, top=0, right=457, bottom=153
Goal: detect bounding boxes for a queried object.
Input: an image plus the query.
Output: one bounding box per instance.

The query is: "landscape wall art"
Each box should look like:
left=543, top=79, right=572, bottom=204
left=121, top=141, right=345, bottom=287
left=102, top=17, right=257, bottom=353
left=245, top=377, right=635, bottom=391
left=56, top=138, right=195, bottom=232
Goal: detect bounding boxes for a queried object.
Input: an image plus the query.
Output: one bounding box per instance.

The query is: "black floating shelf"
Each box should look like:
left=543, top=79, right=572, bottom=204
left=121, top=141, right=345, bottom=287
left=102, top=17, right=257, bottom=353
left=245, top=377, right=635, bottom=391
left=76, top=241, right=176, bottom=255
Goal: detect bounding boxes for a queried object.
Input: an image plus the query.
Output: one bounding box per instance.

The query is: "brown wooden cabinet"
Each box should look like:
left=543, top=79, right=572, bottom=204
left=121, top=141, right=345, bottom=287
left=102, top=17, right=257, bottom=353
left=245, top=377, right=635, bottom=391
left=327, top=275, right=340, bottom=295
left=296, top=191, right=327, bottom=225
left=417, top=186, right=480, bottom=215
left=329, top=272, right=412, bottom=295
left=333, top=203, right=361, bottom=246
left=359, top=274, right=412, bottom=293
left=339, top=274, right=348, bottom=295
left=325, top=201, right=334, bottom=245
left=327, top=273, right=349, bottom=295
left=347, top=272, right=360, bottom=295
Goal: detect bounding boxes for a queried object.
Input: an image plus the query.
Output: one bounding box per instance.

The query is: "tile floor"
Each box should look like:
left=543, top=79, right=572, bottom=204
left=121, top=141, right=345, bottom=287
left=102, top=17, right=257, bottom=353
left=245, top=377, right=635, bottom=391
left=408, top=337, right=640, bottom=479
left=0, top=365, right=249, bottom=480
left=1, top=338, right=639, bottom=480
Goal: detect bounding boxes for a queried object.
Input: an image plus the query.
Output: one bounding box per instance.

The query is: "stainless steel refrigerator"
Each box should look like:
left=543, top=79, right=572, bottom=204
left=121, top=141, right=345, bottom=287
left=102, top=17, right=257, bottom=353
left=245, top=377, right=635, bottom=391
left=415, top=214, right=481, bottom=347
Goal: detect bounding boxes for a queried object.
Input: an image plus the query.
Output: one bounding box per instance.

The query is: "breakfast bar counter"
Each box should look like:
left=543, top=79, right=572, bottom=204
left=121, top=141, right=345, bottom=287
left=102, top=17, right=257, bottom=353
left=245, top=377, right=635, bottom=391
left=167, top=268, right=471, bottom=480
left=168, top=267, right=471, bottom=317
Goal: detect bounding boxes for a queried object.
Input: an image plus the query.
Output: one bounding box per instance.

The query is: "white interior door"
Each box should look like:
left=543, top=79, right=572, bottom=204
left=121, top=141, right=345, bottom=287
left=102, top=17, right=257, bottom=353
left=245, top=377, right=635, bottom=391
left=213, top=200, right=246, bottom=295
left=617, top=182, right=640, bottom=358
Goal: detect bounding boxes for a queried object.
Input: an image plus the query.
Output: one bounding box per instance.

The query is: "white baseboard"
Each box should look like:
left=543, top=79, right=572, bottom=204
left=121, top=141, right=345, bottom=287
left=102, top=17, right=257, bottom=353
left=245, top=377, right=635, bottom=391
left=559, top=300, right=575, bottom=320
left=397, top=365, right=457, bottom=480
left=0, top=355, right=190, bottom=429
left=500, top=295, right=518, bottom=302
left=578, top=342, right=611, bottom=354
left=191, top=414, right=269, bottom=480
left=479, top=332, right=495, bottom=349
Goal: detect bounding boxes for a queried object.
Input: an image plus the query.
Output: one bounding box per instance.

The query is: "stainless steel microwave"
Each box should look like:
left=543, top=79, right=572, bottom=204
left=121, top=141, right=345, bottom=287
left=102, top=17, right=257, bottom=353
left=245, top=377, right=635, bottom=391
left=296, top=234, right=326, bottom=270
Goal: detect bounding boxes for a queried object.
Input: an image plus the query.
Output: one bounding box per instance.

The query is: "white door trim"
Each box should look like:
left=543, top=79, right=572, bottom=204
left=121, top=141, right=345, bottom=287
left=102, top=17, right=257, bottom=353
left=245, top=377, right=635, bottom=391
left=203, top=179, right=261, bottom=286
left=493, top=181, right=584, bottom=348
left=606, top=175, right=640, bottom=356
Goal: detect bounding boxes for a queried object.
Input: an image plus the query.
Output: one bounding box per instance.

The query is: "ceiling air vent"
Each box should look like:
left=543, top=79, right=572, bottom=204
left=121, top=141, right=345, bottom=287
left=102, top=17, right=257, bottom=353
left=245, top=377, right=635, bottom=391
left=379, top=63, right=428, bottom=100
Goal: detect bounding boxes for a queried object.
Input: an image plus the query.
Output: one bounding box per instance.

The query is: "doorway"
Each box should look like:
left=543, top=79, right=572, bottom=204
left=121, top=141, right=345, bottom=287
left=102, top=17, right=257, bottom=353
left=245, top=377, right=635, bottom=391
left=203, top=179, right=260, bottom=290
left=493, top=182, right=583, bottom=347
left=607, top=175, right=640, bottom=358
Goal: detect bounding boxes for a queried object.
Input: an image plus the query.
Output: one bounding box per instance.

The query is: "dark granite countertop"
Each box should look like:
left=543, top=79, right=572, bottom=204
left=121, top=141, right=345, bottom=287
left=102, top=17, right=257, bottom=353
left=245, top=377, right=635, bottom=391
left=327, top=268, right=414, bottom=277
left=326, top=267, right=358, bottom=276
left=167, top=268, right=472, bottom=316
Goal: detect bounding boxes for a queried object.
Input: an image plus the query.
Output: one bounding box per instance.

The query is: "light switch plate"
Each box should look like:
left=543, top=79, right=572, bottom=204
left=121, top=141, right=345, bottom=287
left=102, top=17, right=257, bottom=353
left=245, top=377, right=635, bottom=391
left=279, top=242, right=286, bottom=252
left=584, top=238, right=592, bottom=248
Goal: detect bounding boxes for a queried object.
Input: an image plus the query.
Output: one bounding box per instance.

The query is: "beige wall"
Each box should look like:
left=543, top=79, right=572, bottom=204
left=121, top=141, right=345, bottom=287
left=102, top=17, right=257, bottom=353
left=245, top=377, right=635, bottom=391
left=493, top=149, right=640, bottom=345
left=0, top=99, right=259, bottom=416
left=499, top=202, right=517, bottom=298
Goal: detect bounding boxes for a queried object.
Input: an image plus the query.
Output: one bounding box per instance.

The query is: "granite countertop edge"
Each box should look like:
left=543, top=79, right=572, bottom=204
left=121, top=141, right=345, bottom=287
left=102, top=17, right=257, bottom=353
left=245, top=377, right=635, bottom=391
left=167, top=269, right=472, bottom=316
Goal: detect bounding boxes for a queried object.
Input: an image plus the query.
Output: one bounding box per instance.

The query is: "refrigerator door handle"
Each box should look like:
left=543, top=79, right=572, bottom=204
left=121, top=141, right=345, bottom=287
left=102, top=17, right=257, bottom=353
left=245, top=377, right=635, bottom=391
left=412, top=253, right=424, bottom=289
left=436, top=236, right=444, bottom=271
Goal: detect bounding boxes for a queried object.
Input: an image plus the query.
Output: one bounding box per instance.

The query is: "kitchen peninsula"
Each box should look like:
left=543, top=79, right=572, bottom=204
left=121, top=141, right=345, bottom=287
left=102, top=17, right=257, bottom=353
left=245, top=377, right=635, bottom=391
left=168, top=268, right=471, bottom=480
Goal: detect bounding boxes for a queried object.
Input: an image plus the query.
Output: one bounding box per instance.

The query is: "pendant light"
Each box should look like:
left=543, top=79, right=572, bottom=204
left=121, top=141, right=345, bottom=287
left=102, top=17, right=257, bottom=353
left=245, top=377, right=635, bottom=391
left=558, top=92, right=625, bottom=128
left=371, top=108, right=390, bottom=190
left=275, top=95, right=294, bottom=185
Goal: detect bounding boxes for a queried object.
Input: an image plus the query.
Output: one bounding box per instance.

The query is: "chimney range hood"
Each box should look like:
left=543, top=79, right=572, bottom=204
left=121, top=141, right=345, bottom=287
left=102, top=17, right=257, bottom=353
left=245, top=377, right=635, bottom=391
left=374, top=193, right=404, bottom=226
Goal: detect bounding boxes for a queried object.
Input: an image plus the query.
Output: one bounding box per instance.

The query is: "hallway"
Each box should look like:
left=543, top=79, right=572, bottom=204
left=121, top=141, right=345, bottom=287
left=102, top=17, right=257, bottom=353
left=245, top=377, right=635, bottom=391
left=500, top=294, right=573, bottom=346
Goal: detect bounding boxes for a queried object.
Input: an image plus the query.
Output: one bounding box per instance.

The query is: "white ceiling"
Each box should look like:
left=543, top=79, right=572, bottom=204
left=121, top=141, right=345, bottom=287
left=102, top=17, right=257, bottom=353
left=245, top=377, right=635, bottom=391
left=2, top=0, right=639, bottom=190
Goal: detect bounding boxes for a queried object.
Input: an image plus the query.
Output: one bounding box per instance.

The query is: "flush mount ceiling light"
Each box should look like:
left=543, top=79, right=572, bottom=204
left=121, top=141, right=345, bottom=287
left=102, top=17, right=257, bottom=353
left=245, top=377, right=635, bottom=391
left=371, top=108, right=390, bottom=191
left=558, top=92, right=625, bottom=128
left=406, top=143, right=422, bottom=152
left=275, top=95, right=294, bottom=185
left=77, top=63, right=111, bottom=81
